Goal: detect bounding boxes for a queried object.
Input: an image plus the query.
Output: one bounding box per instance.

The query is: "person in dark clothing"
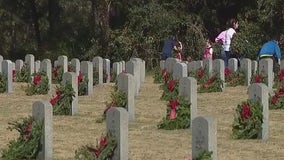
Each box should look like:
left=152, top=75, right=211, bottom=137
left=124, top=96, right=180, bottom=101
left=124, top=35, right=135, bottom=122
left=161, top=36, right=176, bottom=60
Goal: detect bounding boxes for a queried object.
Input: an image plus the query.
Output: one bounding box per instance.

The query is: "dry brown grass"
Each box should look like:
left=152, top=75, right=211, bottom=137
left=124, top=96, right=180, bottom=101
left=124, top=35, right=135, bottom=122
left=1, top=76, right=284, bottom=160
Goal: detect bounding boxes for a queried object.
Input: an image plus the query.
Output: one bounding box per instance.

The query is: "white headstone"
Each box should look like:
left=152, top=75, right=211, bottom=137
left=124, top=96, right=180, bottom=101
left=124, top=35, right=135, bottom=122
left=62, top=72, right=78, bottom=115
left=192, top=116, right=217, bottom=160
left=93, top=56, right=103, bottom=84
left=2, top=60, right=13, bottom=93
left=117, top=73, right=135, bottom=121
left=32, top=101, right=53, bottom=160
left=248, top=83, right=269, bottom=140
left=80, top=61, right=93, bottom=95
left=106, top=107, right=128, bottom=160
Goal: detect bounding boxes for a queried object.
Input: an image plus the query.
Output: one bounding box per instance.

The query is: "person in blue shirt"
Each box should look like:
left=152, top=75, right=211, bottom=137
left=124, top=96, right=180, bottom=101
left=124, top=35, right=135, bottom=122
left=161, top=36, right=176, bottom=60
left=257, top=40, right=282, bottom=73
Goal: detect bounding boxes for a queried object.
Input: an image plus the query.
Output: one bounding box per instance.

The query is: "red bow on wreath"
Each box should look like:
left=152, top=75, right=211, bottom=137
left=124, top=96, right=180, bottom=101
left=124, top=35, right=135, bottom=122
left=169, top=99, right=179, bottom=120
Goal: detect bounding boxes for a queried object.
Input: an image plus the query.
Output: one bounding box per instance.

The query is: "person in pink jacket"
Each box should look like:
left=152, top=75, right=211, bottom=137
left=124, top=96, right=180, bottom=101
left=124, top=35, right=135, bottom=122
left=203, top=39, right=213, bottom=60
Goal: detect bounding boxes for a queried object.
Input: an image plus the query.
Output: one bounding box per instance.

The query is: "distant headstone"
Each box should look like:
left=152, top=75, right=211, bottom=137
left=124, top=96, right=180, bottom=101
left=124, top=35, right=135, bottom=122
left=103, top=59, right=111, bottom=83
left=12, top=62, right=15, bottom=71
left=0, top=55, right=3, bottom=72
left=187, top=61, right=195, bottom=73
left=118, top=61, right=123, bottom=73
left=25, top=54, right=35, bottom=78
left=126, top=60, right=140, bottom=96
left=131, top=57, right=144, bottom=83
left=240, top=58, right=252, bottom=86
left=228, top=58, right=238, bottom=72
left=173, top=62, right=187, bottom=80
left=203, top=59, right=213, bottom=77
left=62, top=72, right=78, bottom=115
left=112, top=62, right=120, bottom=77
left=194, top=61, right=203, bottom=71
left=213, top=59, right=225, bottom=91
left=54, top=60, right=58, bottom=68
left=179, top=77, right=197, bottom=127
left=121, top=61, right=125, bottom=71
left=160, top=60, right=165, bottom=70
left=281, top=59, right=284, bottom=70
left=34, top=60, right=41, bottom=73
left=93, top=56, right=103, bottom=84
left=117, top=73, right=135, bottom=121
left=2, top=60, right=13, bottom=93
left=80, top=61, right=93, bottom=95
left=251, top=60, right=258, bottom=75
left=165, top=58, right=178, bottom=73
left=15, top=59, right=24, bottom=71
left=58, top=55, right=68, bottom=73
left=258, top=59, right=273, bottom=89
left=40, top=59, right=52, bottom=93
left=70, top=58, right=80, bottom=75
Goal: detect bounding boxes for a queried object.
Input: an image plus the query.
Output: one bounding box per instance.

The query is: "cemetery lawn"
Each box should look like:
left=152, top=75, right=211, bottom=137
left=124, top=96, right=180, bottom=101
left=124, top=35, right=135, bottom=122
left=1, top=76, right=284, bottom=160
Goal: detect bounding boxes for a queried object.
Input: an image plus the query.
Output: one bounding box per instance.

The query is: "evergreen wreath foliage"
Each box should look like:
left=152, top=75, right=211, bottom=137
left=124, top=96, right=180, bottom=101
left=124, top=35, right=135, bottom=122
left=14, top=64, right=31, bottom=83
left=93, top=71, right=99, bottom=85
left=78, top=72, right=89, bottom=96
left=25, top=71, right=49, bottom=96
left=158, top=96, right=191, bottom=130
left=188, top=68, right=209, bottom=84
left=75, top=132, right=117, bottom=160
left=160, top=79, right=179, bottom=101
left=52, top=66, right=64, bottom=84
left=250, top=72, right=268, bottom=85
left=194, top=150, right=213, bottom=160
left=198, top=74, right=223, bottom=93
left=273, top=69, right=284, bottom=89
left=224, top=67, right=245, bottom=87
left=232, top=99, right=263, bottom=139
left=269, top=86, right=284, bottom=109
left=96, top=88, right=127, bottom=123
left=110, top=71, right=117, bottom=83
left=1, top=116, right=43, bottom=160
left=50, top=82, right=75, bottom=115
left=153, top=67, right=165, bottom=84
left=0, top=72, right=7, bottom=93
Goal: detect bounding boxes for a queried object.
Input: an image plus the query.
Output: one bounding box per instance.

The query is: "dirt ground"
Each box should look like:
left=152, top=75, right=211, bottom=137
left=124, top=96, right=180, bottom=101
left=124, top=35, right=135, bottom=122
left=1, top=75, right=284, bottom=160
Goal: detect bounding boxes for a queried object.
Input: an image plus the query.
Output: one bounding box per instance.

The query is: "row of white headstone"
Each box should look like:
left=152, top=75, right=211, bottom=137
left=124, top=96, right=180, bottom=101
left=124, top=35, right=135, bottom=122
left=0, top=54, right=146, bottom=95
left=28, top=100, right=130, bottom=160
left=2, top=55, right=147, bottom=159
left=161, top=57, right=277, bottom=91
left=161, top=57, right=271, bottom=160
left=30, top=75, right=269, bottom=160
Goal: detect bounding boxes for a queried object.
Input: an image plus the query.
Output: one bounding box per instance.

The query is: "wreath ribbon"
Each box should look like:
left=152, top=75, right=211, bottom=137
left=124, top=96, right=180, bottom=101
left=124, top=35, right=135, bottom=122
left=169, top=99, right=178, bottom=120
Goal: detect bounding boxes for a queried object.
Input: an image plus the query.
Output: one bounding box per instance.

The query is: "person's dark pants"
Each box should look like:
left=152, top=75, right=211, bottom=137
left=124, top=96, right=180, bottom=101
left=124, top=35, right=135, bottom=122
left=162, top=54, right=171, bottom=60
left=221, top=50, right=231, bottom=67
left=259, top=56, right=280, bottom=73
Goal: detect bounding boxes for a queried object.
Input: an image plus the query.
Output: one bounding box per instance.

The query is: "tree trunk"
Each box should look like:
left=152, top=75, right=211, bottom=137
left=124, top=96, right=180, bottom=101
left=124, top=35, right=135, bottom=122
left=98, top=1, right=111, bottom=58
left=48, top=0, right=60, bottom=36
left=30, top=0, right=41, bottom=51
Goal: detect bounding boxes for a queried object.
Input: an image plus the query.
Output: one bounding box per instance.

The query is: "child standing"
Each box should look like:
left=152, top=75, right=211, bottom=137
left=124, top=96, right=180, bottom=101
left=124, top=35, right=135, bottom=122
left=174, top=40, right=183, bottom=61
left=203, top=39, right=213, bottom=60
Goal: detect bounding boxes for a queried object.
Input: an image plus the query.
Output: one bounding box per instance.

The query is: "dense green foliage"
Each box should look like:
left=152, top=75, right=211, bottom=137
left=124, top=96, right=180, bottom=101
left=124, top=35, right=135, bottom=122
left=0, top=0, right=283, bottom=66
left=1, top=117, right=43, bottom=160
left=232, top=99, right=263, bottom=139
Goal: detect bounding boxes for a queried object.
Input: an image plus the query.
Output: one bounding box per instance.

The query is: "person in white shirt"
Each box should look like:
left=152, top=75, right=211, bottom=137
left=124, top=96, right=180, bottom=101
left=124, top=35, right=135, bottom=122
left=221, top=18, right=239, bottom=67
